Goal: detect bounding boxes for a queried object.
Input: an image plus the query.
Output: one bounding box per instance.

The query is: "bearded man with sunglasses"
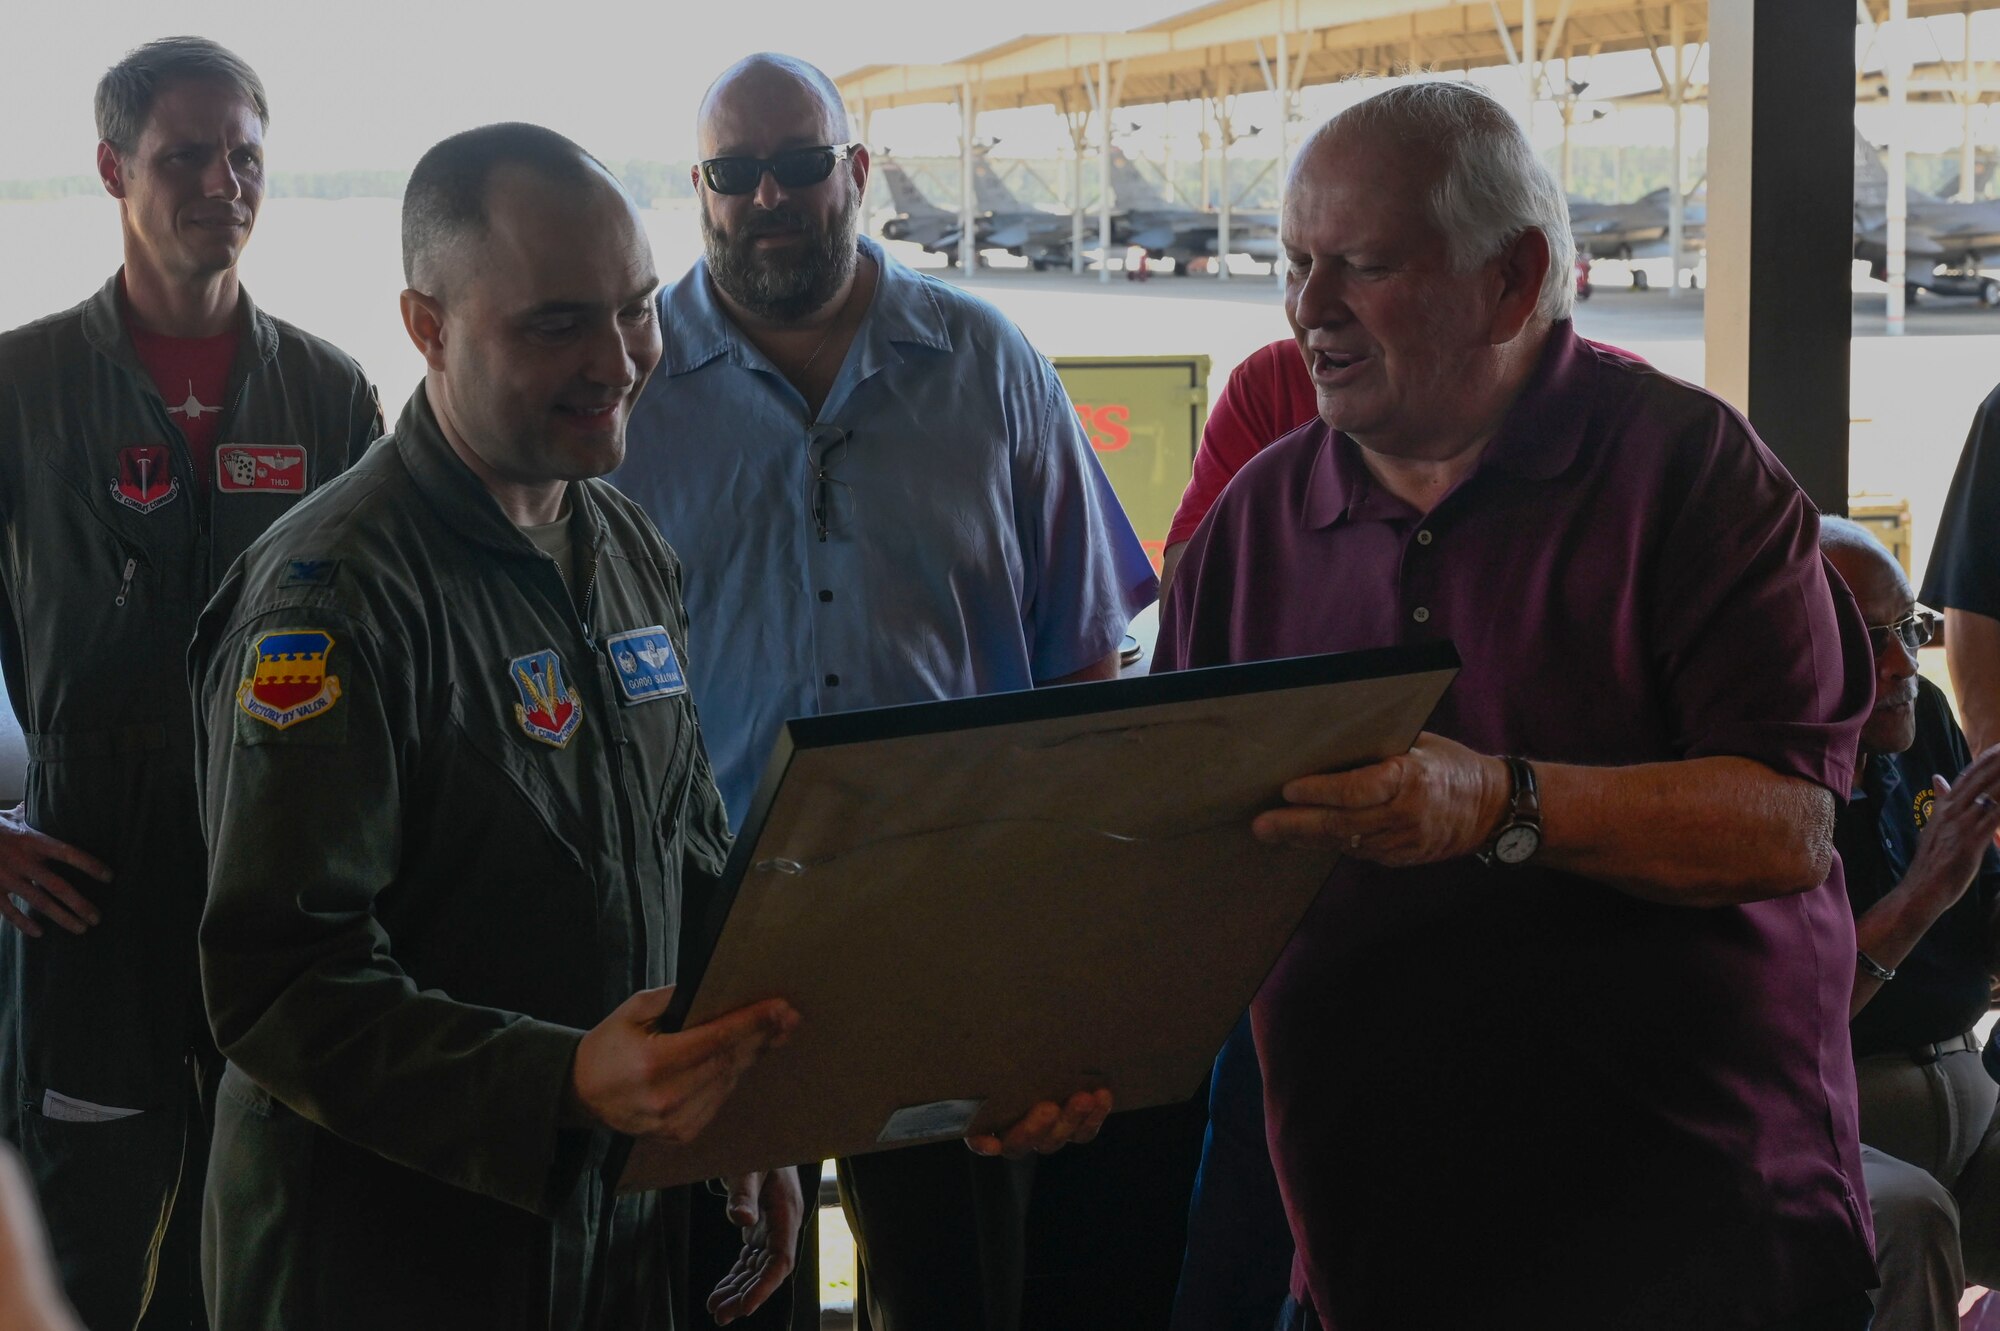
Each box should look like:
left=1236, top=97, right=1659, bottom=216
left=615, top=51, right=1158, bottom=1331
left=1821, top=517, right=2000, bottom=1331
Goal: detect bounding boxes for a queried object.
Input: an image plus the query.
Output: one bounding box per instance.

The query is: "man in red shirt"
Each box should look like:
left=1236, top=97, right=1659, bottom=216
left=0, top=38, right=378, bottom=1329
left=1161, top=339, right=1320, bottom=592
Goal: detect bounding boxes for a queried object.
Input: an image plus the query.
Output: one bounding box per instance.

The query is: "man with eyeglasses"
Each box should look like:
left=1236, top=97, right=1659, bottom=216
left=614, top=50, right=1156, bottom=1331
left=1823, top=517, right=2000, bottom=1331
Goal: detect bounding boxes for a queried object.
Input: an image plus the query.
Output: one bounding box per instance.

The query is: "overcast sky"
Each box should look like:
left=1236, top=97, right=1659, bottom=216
left=3, top=3, right=1996, bottom=185
left=0, top=0, right=1188, bottom=180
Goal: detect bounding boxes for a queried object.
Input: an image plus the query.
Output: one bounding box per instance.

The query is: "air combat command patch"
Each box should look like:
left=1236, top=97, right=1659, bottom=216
left=511, top=648, right=582, bottom=748
left=111, top=445, right=180, bottom=514
left=238, top=630, right=342, bottom=730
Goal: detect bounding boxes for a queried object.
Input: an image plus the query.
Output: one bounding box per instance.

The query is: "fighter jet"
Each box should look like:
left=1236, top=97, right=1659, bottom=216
left=1106, top=147, right=1280, bottom=273
left=1853, top=128, right=2000, bottom=305
left=875, top=158, right=969, bottom=262
left=1568, top=188, right=1706, bottom=262
left=875, top=156, right=1093, bottom=268
left=969, top=155, right=1087, bottom=269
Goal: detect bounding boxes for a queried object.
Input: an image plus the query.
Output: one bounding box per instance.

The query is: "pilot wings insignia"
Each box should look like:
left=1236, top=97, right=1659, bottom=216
left=605, top=626, right=687, bottom=704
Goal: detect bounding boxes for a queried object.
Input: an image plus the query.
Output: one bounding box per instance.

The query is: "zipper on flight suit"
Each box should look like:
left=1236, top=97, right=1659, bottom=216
left=132, top=353, right=253, bottom=591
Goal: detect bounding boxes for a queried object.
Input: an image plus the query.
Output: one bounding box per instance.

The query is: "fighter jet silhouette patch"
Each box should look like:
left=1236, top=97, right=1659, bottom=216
left=605, top=626, right=687, bottom=704
left=166, top=379, right=221, bottom=422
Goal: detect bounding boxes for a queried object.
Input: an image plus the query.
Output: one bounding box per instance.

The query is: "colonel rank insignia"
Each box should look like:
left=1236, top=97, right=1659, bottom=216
left=511, top=648, right=582, bottom=748
left=238, top=630, right=342, bottom=730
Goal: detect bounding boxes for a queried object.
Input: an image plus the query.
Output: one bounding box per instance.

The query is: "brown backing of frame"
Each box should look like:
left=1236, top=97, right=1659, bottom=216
left=620, top=662, right=1456, bottom=1190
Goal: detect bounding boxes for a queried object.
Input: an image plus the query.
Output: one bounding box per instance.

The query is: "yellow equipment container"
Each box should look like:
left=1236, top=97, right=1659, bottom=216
left=1850, top=493, right=1913, bottom=577
left=1054, top=355, right=1210, bottom=574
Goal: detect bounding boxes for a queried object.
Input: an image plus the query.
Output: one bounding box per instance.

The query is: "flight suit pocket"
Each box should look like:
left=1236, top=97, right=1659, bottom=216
left=23, top=723, right=172, bottom=868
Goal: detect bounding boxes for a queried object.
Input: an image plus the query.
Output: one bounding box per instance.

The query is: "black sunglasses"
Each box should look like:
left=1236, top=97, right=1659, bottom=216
left=1866, top=605, right=1940, bottom=656
left=811, top=428, right=851, bottom=543
left=699, top=143, right=860, bottom=196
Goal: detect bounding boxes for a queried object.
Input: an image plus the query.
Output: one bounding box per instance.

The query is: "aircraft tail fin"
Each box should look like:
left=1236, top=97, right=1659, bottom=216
left=879, top=158, right=949, bottom=218
left=972, top=153, right=1026, bottom=212
left=1854, top=126, right=1890, bottom=213
left=1109, top=147, right=1170, bottom=210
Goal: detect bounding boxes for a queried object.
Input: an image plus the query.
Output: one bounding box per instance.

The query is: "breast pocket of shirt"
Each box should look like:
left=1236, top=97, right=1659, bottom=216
left=209, top=443, right=316, bottom=570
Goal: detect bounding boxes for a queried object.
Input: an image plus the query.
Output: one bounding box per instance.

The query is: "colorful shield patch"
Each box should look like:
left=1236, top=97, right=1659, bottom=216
left=237, top=630, right=342, bottom=730
left=511, top=649, right=583, bottom=748
left=605, top=626, right=687, bottom=703
left=217, top=444, right=309, bottom=495
left=110, top=446, right=180, bottom=514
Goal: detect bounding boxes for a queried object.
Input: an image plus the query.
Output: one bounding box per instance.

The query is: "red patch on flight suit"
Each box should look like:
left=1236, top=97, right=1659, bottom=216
left=216, top=444, right=309, bottom=495
left=110, top=445, right=180, bottom=514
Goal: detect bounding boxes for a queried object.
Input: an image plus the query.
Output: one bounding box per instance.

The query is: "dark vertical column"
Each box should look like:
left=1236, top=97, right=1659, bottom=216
left=1705, top=0, right=1856, bottom=514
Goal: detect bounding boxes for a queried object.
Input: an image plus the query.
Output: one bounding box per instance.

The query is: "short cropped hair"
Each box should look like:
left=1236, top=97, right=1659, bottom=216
left=401, top=122, right=615, bottom=290
left=1324, top=82, right=1576, bottom=323
left=96, top=37, right=269, bottom=155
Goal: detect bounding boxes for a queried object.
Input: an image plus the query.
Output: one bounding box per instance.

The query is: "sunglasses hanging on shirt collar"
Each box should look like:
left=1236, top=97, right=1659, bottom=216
left=700, top=144, right=861, bottom=196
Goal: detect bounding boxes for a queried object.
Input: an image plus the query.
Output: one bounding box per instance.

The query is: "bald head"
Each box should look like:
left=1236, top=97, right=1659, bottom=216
left=696, top=53, right=849, bottom=159
left=402, top=122, right=627, bottom=296
left=1821, top=514, right=1911, bottom=625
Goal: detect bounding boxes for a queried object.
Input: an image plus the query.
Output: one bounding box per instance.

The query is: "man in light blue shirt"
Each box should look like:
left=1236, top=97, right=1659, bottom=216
left=619, top=66, right=1155, bottom=827
left=615, top=52, right=1163, bottom=1331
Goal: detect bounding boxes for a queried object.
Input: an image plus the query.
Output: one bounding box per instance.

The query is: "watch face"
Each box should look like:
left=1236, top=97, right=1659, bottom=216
left=1494, top=825, right=1541, bottom=865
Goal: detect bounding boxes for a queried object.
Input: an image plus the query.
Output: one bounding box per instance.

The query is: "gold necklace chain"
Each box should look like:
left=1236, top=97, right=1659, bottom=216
left=793, top=258, right=869, bottom=382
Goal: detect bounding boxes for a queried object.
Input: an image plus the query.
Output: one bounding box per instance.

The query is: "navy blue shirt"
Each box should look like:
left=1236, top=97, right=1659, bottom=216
left=1922, top=379, right=2000, bottom=618
left=1838, top=675, right=2000, bottom=1057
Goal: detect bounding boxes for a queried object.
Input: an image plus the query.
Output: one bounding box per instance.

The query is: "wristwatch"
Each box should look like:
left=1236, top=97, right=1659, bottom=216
left=1483, top=757, right=1543, bottom=867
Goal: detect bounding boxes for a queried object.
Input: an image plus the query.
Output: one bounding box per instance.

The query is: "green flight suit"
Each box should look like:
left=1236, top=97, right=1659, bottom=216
left=0, top=272, right=377, bottom=1329
left=191, top=385, right=734, bottom=1331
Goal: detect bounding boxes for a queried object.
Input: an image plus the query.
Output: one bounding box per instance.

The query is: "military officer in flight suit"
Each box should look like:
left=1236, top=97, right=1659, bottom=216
left=191, top=123, right=802, bottom=1330
left=0, top=37, right=378, bottom=1329
left=190, top=121, right=1108, bottom=1331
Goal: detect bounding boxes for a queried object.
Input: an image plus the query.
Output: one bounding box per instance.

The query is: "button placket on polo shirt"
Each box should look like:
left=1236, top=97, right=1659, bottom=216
left=1402, top=521, right=1441, bottom=638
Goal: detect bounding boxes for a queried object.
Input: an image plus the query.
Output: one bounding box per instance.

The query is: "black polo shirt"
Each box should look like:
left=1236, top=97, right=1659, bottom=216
left=1837, top=675, right=2000, bottom=1058
left=1922, top=379, right=2000, bottom=617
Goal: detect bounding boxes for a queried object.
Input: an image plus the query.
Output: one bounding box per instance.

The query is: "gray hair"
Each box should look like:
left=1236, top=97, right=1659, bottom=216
left=1819, top=515, right=1892, bottom=560
left=96, top=37, right=269, bottom=155
left=1322, top=81, right=1575, bottom=323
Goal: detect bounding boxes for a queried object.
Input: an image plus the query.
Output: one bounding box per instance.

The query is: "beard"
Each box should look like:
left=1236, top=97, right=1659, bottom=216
left=702, top=190, right=862, bottom=323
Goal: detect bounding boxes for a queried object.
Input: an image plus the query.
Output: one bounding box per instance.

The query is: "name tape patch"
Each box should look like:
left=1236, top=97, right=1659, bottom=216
left=217, top=444, right=309, bottom=495
left=605, top=626, right=687, bottom=704
left=238, top=629, right=342, bottom=730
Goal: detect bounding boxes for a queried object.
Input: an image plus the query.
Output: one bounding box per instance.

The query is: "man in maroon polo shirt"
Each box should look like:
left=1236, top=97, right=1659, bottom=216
left=1158, top=83, right=1878, bottom=1330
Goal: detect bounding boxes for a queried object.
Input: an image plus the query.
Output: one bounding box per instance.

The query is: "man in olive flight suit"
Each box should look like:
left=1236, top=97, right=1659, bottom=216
left=0, top=38, right=378, bottom=1329
left=190, top=124, right=815, bottom=1330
